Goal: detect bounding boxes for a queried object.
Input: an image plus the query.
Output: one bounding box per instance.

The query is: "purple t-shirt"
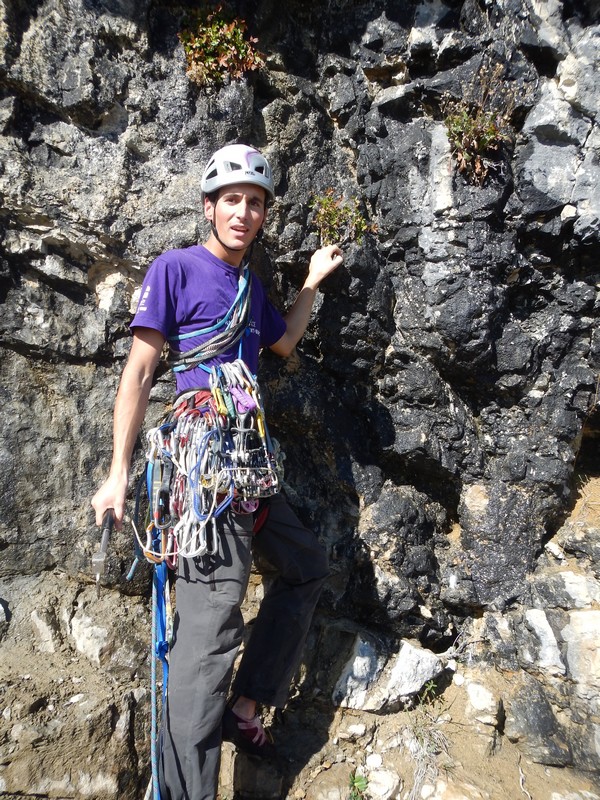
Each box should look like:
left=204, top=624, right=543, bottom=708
left=130, top=245, right=286, bottom=392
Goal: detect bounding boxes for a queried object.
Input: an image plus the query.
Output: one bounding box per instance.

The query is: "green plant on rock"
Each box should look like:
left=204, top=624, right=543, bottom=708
left=416, top=680, right=434, bottom=706
left=310, top=188, right=376, bottom=246
left=348, top=770, right=369, bottom=800
left=178, top=3, right=264, bottom=88
left=442, top=60, right=517, bottom=185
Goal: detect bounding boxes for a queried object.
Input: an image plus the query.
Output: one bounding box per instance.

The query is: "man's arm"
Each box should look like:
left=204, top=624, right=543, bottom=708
left=91, top=327, right=165, bottom=527
left=270, top=244, right=343, bottom=357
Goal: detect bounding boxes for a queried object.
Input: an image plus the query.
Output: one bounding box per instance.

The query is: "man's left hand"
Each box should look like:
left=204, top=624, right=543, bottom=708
left=306, top=244, right=343, bottom=288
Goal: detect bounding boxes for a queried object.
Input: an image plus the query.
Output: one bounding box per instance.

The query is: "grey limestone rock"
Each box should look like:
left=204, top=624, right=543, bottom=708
left=0, top=0, right=599, bottom=793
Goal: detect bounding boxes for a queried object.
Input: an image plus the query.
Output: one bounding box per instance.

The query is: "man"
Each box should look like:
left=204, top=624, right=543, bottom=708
left=92, top=144, right=343, bottom=800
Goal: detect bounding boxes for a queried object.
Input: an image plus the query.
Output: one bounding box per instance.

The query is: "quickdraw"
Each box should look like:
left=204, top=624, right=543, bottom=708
left=132, top=358, right=284, bottom=566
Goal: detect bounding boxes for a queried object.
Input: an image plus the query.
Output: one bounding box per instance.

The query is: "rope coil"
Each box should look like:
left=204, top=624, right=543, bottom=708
left=167, top=266, right=252, bottom=373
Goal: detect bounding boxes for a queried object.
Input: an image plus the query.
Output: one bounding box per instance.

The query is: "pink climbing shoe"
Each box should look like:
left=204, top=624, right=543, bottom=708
left=222, top=705, right=277, bottom=760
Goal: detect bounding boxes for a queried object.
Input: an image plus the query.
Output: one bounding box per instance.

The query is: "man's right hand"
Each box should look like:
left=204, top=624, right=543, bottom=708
left=91, top=472, right=128, bottom=529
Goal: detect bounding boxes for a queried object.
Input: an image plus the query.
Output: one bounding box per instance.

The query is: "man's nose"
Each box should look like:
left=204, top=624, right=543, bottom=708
left=235, top=199, right=250, bottom=218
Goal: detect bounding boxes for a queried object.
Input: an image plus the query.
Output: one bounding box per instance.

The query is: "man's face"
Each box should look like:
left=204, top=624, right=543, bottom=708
left=205, top=183, right=268, bottom=251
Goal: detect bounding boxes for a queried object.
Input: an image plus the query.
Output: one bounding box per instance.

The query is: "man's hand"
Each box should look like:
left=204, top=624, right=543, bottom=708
left=305, top=244, right=344, bottom=289
left=270, top=244, right=345, bottom=358
left=91, top=471, right=129, bottom=529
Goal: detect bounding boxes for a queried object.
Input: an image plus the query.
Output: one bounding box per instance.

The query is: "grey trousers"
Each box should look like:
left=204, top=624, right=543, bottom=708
left=159, top=492, right=329, bottom=800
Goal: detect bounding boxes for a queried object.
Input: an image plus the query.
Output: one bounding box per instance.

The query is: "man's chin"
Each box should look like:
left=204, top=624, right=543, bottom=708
left=227, top=236, right=251, bottom=250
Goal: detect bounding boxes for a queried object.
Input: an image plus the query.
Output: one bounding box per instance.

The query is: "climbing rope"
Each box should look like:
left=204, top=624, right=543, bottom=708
left=167, top=266, right=252, bottom=373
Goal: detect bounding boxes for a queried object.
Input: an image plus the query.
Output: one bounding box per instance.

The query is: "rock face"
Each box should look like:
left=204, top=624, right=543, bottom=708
left=1, top=0, right=599, bottom=797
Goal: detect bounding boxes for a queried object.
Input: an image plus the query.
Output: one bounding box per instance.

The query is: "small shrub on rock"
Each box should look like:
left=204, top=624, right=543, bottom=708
left=443, top=61, right=516, bottom=185
left=310, top=188, right=376, bottom=246
left=178, top=3, right=264, bottom=88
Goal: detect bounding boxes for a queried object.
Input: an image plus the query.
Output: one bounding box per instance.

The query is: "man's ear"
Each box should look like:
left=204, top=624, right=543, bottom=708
left=204, top=195, right=214, bottom=221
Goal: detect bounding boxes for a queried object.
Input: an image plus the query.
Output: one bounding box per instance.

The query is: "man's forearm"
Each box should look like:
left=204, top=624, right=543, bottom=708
left=109, top=365, right=154, bottom=480
left=271, top=244, right=344, bottom=357
left=92, top=327, right=164, bottom=526
left=281, top=283, right=319, bottom=352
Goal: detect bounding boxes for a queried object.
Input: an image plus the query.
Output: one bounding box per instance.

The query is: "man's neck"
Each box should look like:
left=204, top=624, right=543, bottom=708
left=203, top=234, right=246, bottom=268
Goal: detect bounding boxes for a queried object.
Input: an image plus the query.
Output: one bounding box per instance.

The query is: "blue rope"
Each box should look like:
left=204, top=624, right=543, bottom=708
left=154, top=561, right=169, bottom=687
left=147, top=462, right=170, bottom=800
left=150, top=570, right=160, bottom=800
left=167, top=267, right=249, bottom=342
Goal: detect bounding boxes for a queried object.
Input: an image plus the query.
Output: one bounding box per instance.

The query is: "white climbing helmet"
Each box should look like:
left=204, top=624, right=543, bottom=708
left=201, top=144, right=275, bottom=201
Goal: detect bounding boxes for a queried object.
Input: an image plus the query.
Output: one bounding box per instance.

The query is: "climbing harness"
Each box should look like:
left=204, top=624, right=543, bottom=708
left=133, top=358, right=283, bottom=563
